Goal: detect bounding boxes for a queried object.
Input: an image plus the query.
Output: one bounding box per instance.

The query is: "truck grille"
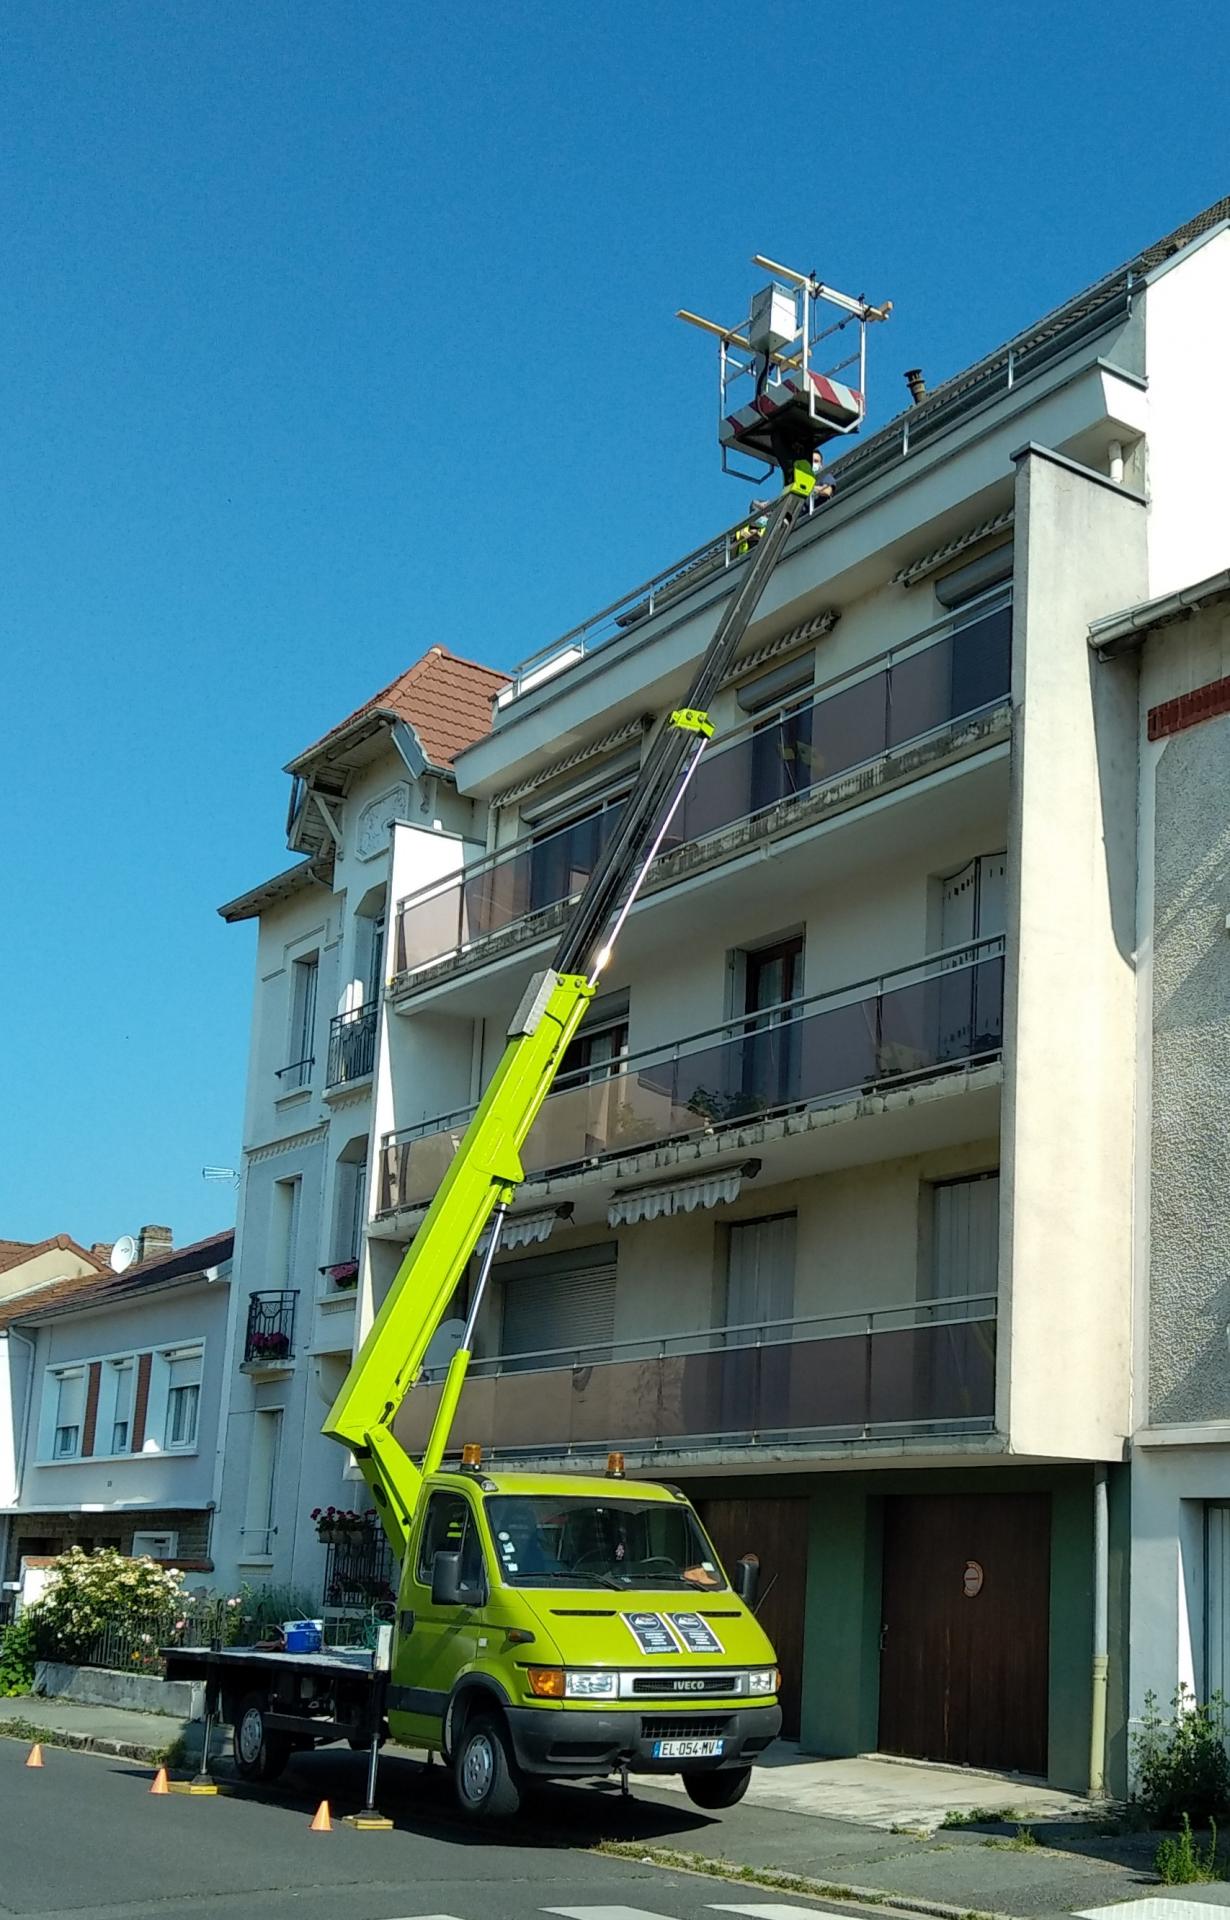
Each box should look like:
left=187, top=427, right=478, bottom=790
left=640, top=1715, right=734, bottom=1740
left=630, top=1672, right=736, bottom=1696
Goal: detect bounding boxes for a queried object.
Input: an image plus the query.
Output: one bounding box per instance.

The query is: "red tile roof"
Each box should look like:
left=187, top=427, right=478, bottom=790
left=0, top=1230, right=233, bottom=1331
left=0, top=1234, right=105, bottom=1279
left=288, top=646, right=508, bottom=775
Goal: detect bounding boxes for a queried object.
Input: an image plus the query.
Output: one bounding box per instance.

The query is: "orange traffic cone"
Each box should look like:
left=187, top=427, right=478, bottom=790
left=150, top=1767, right=169, bottom=1795
left=25, top=1743, right=43, bottom=1769
left=309, top=1800, right=332, bottom=1833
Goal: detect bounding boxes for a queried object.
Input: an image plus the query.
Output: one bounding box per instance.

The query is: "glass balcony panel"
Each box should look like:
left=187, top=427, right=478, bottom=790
left=806, top=670, right=889, bottom=785
left=398, top=883, right=462, bottom=974
left=570, top=1356, right=663, bottom=1451
left=491, top=1365, right=573, bottom=1451
left=866, top=1314, right=997, bottom=1430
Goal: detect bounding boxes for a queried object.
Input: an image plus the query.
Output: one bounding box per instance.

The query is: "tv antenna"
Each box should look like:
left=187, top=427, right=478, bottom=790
left=203, top=1166, right=240, bottom=1190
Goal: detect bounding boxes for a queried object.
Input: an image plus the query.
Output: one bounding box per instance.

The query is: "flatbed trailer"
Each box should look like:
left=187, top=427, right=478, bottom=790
left=163, top=1641, right=391, bottom=1803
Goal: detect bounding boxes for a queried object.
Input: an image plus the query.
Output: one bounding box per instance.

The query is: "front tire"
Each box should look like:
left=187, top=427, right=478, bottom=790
left=453, top=1712, right=522, bottom=1820
left=683, top=1764, right=752, bottom=1810
left=233, top=1692, right=293, bottom=1783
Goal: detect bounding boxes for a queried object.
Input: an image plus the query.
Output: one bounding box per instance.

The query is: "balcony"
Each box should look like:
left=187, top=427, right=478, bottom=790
left=326, top=1003, right=378, bottom=1089
left=242, top=1290, right=298, bottom=1376
left=394, top=1295, right=998, bottom=1466
left=378, top=938, right=1005, bottom=1215
left=393, top=590, right=1011, bottom=987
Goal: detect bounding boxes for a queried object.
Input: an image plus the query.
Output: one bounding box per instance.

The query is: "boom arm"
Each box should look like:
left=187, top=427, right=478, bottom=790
left=324, top=464, right=816, bottom=1557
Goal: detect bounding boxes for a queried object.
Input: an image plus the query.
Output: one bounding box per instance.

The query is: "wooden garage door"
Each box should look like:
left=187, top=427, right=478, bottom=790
left=878, top=1492, right=1050, bottom=1775
left=697, top=1495, right=808, bottom=1739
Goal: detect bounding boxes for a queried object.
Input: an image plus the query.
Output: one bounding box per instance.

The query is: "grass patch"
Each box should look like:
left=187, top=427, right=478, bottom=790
left=592, top=1838, right=995, bottom=1917
left=0, top=1716, right=179, bottom=1764
left=983, top=1827, right=1039, bottom=1851
left=939, top=1805, right=1023, bottom=1829
left=1155, top=1813, right=1225, bottom=1885
left=890, top=1822, right=931, bottom=1837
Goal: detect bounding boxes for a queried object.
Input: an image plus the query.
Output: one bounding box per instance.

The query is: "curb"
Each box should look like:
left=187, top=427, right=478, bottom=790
left=595, top=1841, right=1023, bottom=1920
left=0, top=1721, right=183, bottom=1767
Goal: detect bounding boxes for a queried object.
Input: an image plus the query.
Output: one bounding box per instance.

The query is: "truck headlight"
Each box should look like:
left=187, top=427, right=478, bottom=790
left=564, top=1670, right=618, bottom=1698
left=748, top=1668, right=778, bottom=1695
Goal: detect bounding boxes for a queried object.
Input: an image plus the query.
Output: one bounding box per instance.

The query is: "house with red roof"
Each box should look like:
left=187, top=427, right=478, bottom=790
left=213, top=645, right=506, bottom=1596
left=1, top=1227, right=233, bottom=1602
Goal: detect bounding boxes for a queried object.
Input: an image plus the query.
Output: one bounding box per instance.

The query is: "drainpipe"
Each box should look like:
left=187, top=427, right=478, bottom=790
left=1107, top=440, right=1124, bottom=485
left=1090, top=1464, right=1109, bottom=1797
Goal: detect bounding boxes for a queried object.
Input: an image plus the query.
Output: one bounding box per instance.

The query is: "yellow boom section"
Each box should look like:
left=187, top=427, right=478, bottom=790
left=323, top=968, right=593, bottom=1558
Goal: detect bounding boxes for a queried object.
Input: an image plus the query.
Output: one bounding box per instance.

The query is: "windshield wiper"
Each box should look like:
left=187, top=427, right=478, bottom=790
left=517, top=1569, right=624, bottom=1590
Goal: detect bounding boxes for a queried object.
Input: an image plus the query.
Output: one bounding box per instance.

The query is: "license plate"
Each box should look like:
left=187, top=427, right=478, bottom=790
left=652, top=1737, right=725, bottom=1758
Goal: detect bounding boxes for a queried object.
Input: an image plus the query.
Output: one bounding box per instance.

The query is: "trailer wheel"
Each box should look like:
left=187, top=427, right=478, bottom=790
left=233, top=1692, right=293, bottom=1783
left=682, top=1763, right=752, bottom=1809
left=453, top=1712, right=522, bottom=1820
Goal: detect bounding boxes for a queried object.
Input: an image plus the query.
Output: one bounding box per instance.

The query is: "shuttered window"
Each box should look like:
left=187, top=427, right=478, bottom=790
left=53, top=1370, right=86, bottom=1458
left=499, top=1242, right=617, bottom=1368
left=930, top=1173, right=999, bottom=1301
left=165, top=1349, right=203, bottom=1450
left=1207, top=1506, right=1230, bottom=1701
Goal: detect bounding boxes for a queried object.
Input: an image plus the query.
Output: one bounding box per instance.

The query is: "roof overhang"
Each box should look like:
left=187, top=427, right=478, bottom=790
left=1089, top=567, right=1230, bottom=660
left=218, top=857, right=331, bottom=924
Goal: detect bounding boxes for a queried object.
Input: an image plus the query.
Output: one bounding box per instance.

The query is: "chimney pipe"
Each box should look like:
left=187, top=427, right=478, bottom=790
left=905, top=368, right=927, bottom=406
left=137, top=1225, right=173, bottom=1264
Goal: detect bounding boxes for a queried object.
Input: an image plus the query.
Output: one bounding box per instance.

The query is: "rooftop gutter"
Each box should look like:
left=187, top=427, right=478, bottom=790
left=1089, top=567, right=1230, bottom=659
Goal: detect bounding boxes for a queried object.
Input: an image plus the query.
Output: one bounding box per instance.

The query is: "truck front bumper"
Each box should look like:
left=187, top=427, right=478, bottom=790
left=503, top=1702, right=781, bottom=1778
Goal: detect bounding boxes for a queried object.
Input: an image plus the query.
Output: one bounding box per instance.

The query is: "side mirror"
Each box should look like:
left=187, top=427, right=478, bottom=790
left=431, top=1550, right=466, bottom=1607
left=734, top=1553, right=761, bottom=1609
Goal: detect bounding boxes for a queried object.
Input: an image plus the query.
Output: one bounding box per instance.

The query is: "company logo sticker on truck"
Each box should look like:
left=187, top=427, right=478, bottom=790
left=667, top=1611, right=724, bottom=1654
left=622, top=1611, right=680, bottom=1655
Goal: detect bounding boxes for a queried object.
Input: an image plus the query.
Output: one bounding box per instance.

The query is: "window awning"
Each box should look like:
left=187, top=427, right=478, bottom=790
left=607, top=1161, right=760, bottom=1229
left=893, top=510, right=1014, bottom=588
left=479, top=1205, right=573, bottom=1256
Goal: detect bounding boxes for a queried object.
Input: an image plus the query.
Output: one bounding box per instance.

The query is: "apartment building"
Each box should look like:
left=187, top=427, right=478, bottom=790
left=367, top=197, right=1230, bottom=1794
left=216, top=194, right=1230, bottom=1787
left=0, top=1230, right=234, bottom=1596
left=1090, top=572, right=1230, bottom=1739
left=214, top=647, right=508, bottom=1598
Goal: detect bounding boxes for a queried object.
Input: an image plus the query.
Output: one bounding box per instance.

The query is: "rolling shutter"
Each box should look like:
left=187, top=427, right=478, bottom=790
left=500, top=1241, right=617, bottom=1366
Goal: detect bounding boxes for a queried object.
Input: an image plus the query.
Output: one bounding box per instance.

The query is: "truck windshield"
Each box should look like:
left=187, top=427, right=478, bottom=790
left=484, top=1494, right=727, bottom=1591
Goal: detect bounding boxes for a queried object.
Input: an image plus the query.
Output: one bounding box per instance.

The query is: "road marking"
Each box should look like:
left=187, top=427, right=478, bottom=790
left=543, top=1907, right=683, bottom=1919
left=710, top=1906, right=829, bottom=1917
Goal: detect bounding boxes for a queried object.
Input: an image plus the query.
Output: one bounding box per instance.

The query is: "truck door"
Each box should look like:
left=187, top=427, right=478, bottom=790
left=397, top=1489, right=489, bottom=1746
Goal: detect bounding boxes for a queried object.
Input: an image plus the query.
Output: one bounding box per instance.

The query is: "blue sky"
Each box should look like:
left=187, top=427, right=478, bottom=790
left=2, top=1, right=1227, bottom=1249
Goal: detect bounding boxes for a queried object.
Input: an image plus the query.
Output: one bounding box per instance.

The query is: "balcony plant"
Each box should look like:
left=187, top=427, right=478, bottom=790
left=311, top=1506, right=370, bottom=1547
left=324, top=1261, right=359, bottom=1290
left=247, top=1329, right=291, bottom=1361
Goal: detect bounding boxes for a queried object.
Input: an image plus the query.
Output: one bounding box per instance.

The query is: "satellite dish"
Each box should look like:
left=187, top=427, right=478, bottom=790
left=111, top=1235, right=137, bottom=1274
left=425, top=1319, right=465, bottom=1373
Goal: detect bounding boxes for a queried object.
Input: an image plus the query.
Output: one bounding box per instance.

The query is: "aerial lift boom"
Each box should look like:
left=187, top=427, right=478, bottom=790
left=325, top=262, right=889, bottom=1561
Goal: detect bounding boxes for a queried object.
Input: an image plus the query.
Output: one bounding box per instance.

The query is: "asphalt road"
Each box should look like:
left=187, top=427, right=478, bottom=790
left=0, top=1741, right=830, bottom=1920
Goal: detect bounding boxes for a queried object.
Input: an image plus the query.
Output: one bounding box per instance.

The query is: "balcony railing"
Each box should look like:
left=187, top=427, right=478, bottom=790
left=394, top=588, right=1011, bottom=979
left=394, top=1294, right=997, bottom=1460
left=326, top=1002, right=378, bottom=1087
left=379, top=937, right=1005, bottom=1213
left=244, top=1290, right=298, bottom=1366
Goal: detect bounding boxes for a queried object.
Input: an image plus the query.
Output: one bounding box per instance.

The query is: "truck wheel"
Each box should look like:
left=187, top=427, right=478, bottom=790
left=233, top=1692, right=293, bottom=1783
left=453, top=1712, right=522, bottom=1820
left=683, top=1764, right=752, bottom=1809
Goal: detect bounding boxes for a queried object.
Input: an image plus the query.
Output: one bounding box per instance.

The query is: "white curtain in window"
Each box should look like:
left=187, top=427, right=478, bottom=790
left=725, top=1215, right=797, bottom=1341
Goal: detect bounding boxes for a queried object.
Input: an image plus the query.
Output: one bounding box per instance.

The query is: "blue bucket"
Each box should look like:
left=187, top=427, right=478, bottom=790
left=283, top=1619, right=323, bottom=1654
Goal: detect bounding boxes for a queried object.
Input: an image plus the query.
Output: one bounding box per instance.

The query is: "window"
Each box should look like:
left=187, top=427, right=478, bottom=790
left=272, top=1176, right=301, bottom=1289
left=928, top=1174, right=1000, bottom=1301
left=365, top=910, right=387, bottom=1007
left=242, top=1408, right=282, bottom=1559
left=527, top=794, right=625, bottom=916
left=110, top=1359, right=134, bottom=1454
left=500, top=1243, right=617, bottom=1369
left=416, top=1491, right=485, bottom=1590
left=938, top=853, right=1006, bottom=1059
left=131, top=1530, right=177, bottom=1560
left=724, top=1213, right=797, bottom=1338
left=738, top=656, right=817, bottom=817
left=164, top=1349, right=202, bottom=1450
left=51, top=1369, right=85, bottom=1459
left=284, top=952, right=319, bottom=1088
left=557, top=992, right=629, bottom=1087
left=738, top=935, right=804, bottom=1109
left=332, top=1148, right=368, bottom=1270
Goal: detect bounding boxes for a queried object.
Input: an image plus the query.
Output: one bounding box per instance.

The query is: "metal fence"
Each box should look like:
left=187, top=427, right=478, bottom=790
left=65, top=1592, right=291, bottom=1676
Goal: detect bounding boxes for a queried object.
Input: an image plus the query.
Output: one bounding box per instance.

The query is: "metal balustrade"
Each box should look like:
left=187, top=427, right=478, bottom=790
left=243, top=1290, right=298, bottom=1366
left=379, top=937, right=1005, bottom=1214
left=394, top=1294, right=998, bottom=1459
left=394, top=590, right=1011, bottom=979
left=326, top=1002, right=378, bottom=1087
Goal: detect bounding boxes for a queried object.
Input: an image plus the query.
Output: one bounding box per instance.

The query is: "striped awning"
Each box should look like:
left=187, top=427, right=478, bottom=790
left=607, top=1161, right=759, bottom=1229
left=893, top=509, right=1014, bottom=588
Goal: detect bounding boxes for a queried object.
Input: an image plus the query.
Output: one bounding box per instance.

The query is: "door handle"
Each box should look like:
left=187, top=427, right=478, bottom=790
left=879, top=1624, right=889, bottom=1651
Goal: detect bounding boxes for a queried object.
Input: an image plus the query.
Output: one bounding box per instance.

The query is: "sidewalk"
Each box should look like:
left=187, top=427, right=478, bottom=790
left=0, top=1693, right=1177, bottom=1920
